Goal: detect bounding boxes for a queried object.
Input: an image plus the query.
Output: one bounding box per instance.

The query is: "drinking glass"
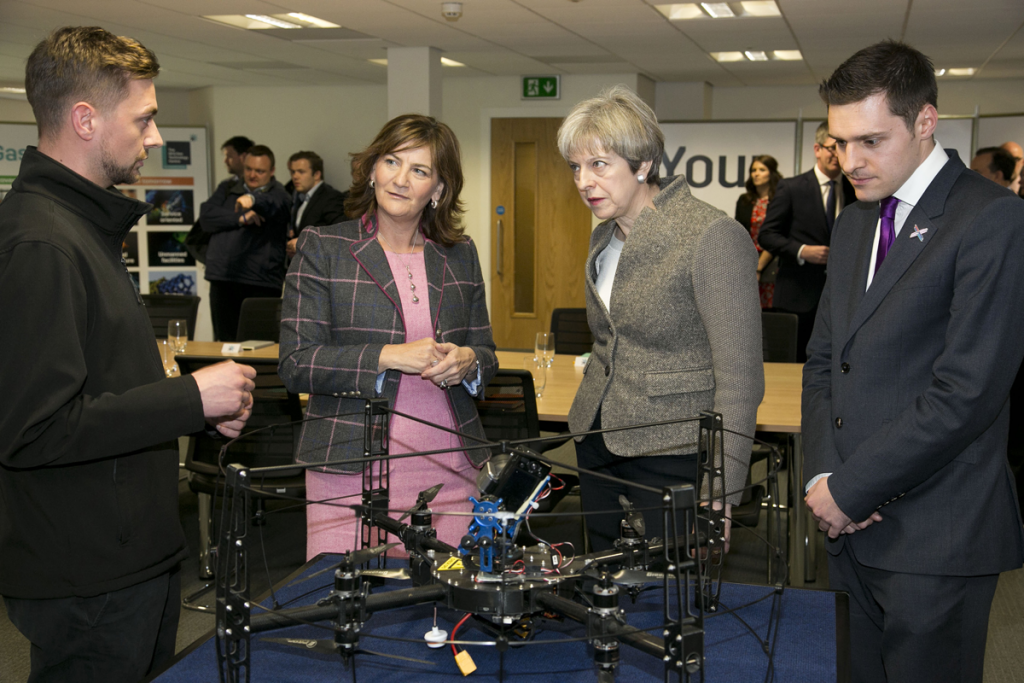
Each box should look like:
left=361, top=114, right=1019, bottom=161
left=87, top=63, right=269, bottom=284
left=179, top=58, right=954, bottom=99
left=168, top=319, right=188, bottom=352
left=525, top=356, right=546, bottom=398
left=535, top=332, right=555, bottom=368
left=160, top=339, right=178, bottom=377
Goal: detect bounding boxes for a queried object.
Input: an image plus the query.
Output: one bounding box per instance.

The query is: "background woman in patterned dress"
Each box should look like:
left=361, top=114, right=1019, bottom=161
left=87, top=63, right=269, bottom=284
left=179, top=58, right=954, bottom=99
left=734, top=155, right=783, bottom=308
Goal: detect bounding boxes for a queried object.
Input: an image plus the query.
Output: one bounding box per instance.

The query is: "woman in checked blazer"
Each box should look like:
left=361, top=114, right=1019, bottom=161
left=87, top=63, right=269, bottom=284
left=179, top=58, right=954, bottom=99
left=559, top=86, right=764, bottom=551
left=279, top=115, right=497, bottom=559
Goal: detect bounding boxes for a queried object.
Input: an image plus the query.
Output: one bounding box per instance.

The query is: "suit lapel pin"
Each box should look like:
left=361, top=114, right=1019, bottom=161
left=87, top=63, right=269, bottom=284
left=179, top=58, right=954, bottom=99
left=910, top=225, right=928, bottom=241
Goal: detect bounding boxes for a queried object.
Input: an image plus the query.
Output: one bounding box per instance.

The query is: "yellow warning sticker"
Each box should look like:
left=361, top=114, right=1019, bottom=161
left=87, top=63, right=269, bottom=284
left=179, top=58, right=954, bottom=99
left=438, top=556, right=464, bottom=571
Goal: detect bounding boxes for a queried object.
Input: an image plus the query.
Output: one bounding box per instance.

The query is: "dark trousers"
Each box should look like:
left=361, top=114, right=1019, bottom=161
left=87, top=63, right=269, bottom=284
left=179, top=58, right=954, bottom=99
left=208, top=280, right=281, bottom=342
left=576, top=412, right=698, bottom=552
left=4, top=566, right=181, bottom=683
left=828, top=543, right=998, bottom=683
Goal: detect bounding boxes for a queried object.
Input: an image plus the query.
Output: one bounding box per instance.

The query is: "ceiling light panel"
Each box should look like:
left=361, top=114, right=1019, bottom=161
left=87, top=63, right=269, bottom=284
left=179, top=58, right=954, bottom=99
left=711, top=51, right=746, bottom=62
left=772, top=50, right=802, bottom=61
left=701, top=3, right=736, bottom=18
left=244, top=14, right=301, bottom=29
left=655, top=3, right=706, bottom=20
left=946, top=67, right=976, bottom=76
left=744, top=50, right=769, bottom=61
left=368, top=58, right=466, bottom=67
left=739, top=1, right=781, bottom=17
left=285, top=13, right=340, bottom=29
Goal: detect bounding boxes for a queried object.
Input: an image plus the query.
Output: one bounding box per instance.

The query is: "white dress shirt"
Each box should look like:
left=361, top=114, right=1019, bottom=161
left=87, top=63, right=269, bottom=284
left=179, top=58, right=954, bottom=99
left=294, top=180, right=323, bottom=228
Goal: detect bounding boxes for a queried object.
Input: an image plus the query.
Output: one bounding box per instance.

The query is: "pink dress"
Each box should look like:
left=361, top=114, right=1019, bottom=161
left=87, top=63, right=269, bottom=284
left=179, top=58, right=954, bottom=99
left=305, top=249, right=479, bottom=560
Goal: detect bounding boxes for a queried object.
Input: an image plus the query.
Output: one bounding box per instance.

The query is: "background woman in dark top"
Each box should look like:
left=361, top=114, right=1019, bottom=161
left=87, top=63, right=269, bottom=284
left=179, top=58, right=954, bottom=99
left=734, top=155, right=782, bottom=309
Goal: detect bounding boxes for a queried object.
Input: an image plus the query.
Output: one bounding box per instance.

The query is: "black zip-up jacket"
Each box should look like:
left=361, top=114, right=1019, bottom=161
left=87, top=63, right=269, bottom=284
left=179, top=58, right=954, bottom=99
left=199, top=176, right=290, bottom=288
left=0, top=147, right=206, bottom=599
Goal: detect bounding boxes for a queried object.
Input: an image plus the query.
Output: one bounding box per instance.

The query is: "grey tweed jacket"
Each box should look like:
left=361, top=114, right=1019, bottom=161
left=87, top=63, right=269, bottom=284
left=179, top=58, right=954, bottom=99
left=568, top=176, right=764, bottom=505
left=279, top=217, right=498, bottom=472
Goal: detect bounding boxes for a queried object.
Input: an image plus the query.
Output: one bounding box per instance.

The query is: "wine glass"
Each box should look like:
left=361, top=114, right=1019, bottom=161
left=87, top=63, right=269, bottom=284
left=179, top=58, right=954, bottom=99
left=168, top=319, right=188, bottom=353
left=535, top=332, right=555, bottom=368
left=160, top=339, right=178, bottom=377
left=524, top=356, right=546, bottom=398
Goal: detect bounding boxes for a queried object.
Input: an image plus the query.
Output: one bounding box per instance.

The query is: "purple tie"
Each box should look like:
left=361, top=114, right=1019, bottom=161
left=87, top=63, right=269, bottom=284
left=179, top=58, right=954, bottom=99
left=875, top=196, right=899, bottom=274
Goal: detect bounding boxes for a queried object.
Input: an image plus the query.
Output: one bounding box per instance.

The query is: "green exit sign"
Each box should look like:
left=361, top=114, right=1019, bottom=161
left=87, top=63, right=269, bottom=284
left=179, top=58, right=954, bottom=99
left=522, top=76, right=560, bottom=100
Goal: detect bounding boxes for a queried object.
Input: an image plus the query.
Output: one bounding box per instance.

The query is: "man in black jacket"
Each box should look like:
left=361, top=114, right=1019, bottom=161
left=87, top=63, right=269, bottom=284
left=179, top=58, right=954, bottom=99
left=0, top=27, right=257, bottom=683
left=200, top=144, right=290, bottom=341
left=285, top=150, right=348, bottom=258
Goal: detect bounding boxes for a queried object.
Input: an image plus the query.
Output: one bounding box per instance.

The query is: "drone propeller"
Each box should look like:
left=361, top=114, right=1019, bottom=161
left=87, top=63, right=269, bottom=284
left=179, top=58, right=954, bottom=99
left=399, top=483, right=444, bottom=521
left=362, top=567, right=411, bottom=581
left=262, top=637, right=435, bottom=665
left=609, top=567, right=664, bottom=587
left=618, top=495, right=646, bottom=537
left=292, top=542, right=400, bottom=585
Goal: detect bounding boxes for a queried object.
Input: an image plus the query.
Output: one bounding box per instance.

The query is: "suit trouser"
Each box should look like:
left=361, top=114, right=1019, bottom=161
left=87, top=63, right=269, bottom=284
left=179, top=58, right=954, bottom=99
left=828, top=541, right=997, bottom=683
left=576, top=411, right=698, bottom=553
left=4, top=565, right=181, bottom=683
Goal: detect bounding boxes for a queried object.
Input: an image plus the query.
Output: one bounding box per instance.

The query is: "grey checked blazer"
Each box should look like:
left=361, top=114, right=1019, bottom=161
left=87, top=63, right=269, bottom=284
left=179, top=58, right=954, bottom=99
left=279, top=217, right=498, bottom=472
left=568, top=176, right=765, bottom=505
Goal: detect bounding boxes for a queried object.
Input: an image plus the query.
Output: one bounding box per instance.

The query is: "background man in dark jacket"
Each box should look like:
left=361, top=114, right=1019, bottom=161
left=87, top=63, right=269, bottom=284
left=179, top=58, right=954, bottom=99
left=0, top=26, right=257, bottom=683
left=200, top=144, right=290, bottom=341
left=285, top=150, right=348, bottom=258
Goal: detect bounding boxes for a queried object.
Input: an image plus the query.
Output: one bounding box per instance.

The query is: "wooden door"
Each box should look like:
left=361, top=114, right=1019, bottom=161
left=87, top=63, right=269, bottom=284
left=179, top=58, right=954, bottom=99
left=490, top=118, right=593, bottom=349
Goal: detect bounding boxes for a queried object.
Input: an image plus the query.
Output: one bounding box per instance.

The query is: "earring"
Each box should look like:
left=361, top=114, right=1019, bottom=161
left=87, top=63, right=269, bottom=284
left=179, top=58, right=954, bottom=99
left=431, top=198, right=438, bottom=209
left=636, top=174, right=645, bottom=183
left=369, top=179, right=375, bottom=188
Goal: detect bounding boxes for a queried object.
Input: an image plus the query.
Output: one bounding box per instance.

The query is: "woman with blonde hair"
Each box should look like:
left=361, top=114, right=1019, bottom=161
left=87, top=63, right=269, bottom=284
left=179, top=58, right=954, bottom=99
left=280, top=114, right=497, bottom=558
left=558, top=86, right=764, bottom=551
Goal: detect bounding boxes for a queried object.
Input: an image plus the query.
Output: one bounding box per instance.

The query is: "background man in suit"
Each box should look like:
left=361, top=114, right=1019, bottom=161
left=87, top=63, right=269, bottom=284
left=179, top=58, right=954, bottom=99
left=200, top=144, right=290, bottom=341
left=759, top=122, right=855, bottom=361
left=0, top=26, right=255, bottom=682
left=971, top=146, right=1017, bottom=189
left=804, top=40, right=1024, bottom=683
left=285, top=150, right=348, bottom=258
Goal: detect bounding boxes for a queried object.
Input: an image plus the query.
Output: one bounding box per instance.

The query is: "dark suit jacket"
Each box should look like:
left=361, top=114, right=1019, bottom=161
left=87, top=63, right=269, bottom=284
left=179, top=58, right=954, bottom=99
left=278, top=217, right=498, bottom=472
left=758, top=169, right=855, bottom=312
left=802, top=150, right=1024, bottom=576
left=293, top=182, right=349, bottom=235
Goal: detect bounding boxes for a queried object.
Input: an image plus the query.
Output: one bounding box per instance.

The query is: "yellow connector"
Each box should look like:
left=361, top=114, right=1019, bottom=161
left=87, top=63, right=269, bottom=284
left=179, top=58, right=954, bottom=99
left=454, top=650, right=477, bottom=676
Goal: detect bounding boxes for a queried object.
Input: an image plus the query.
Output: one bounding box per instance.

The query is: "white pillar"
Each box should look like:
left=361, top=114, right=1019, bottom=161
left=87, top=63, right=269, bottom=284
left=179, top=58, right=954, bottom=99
left=387, top=47, right=442, bottom=120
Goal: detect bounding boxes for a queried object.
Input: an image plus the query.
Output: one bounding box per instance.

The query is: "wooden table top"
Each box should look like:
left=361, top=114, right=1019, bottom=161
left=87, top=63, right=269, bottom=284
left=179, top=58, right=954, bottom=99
left=497, top=351, right=802, bottom=433
left=164, top=343, right=802, bottom=433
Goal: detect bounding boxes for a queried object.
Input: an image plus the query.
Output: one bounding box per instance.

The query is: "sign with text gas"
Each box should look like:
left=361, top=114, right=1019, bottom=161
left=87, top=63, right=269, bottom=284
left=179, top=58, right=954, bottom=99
left=0, top=123, right=37, bottom=198
left=659, top=121, right=797, bottom=216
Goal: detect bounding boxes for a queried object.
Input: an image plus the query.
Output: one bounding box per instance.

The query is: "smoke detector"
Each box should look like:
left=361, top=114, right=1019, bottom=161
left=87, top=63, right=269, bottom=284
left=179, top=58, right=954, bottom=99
left=442, top=2, right=462, bottom=21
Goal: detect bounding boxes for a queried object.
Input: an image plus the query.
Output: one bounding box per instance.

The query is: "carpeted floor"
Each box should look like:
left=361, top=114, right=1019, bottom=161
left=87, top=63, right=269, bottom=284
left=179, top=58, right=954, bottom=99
left=2, top=453, right=1024, bottom=683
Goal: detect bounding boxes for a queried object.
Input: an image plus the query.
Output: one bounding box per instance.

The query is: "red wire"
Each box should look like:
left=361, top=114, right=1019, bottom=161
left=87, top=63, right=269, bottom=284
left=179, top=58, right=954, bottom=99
left=450, top=612, right=473, bottom=656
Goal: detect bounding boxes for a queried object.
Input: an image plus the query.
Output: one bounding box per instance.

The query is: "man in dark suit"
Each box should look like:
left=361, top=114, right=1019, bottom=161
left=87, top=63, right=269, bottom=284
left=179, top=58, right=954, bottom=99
left=803, top=41, right=1024, bottom=683
left=285, top=151, right=348, bottom=258
left=759, top=121, right=855, bottom=361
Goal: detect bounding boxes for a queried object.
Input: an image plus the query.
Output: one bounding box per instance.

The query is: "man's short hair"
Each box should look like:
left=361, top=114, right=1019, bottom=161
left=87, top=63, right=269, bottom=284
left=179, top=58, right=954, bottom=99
left=25, top=26, right=159, bottom=141
left=819, top=40, right=937, bottom=133
left=814, top=121, right=832, bottom=147
left=975, top=147, right=1017, bottom=182
left=222, top=136, right=254, bottom=155
left=288, top=151, right=324, bottom=177
left=245, top=144, right=274, bottom=168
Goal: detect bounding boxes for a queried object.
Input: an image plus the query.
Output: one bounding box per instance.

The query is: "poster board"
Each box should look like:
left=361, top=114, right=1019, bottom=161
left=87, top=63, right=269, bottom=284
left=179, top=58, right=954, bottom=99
left=659, top=121, right=797, bottom=216
left=0, top=123, right=213, bottom=340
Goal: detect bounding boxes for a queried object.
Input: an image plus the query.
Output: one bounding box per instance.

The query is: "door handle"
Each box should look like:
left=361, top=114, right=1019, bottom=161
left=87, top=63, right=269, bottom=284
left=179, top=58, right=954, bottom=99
left=496, top=219, right=503, bottom=277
